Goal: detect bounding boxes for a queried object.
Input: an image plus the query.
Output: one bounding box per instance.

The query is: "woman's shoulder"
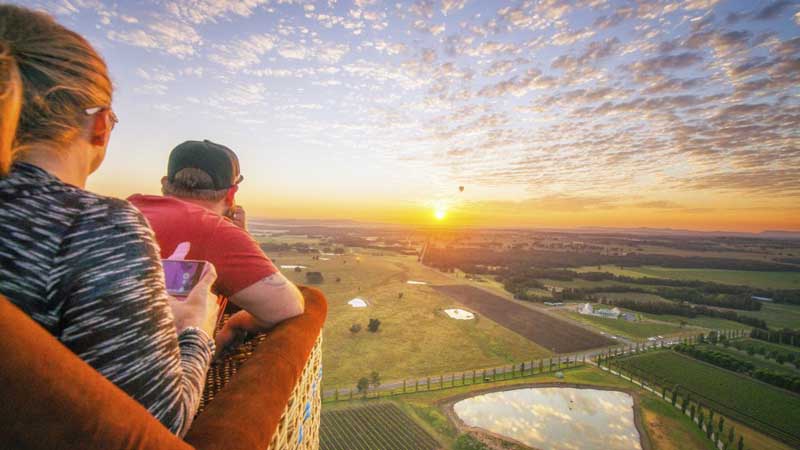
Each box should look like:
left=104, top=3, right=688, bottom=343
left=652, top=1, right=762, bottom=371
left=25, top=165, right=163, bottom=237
left=2, top=163, right=150, bottom=234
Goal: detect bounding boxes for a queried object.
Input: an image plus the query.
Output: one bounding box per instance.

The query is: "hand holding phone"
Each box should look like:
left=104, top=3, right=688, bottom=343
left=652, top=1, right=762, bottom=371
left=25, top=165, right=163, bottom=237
left=165, top=260, right=224, bottom=337
left=163, top=260, right=208, bottom=297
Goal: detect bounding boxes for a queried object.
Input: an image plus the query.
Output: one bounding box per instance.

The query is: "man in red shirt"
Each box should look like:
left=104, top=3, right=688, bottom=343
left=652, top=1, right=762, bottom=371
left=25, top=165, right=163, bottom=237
left=129, top=140, right=304, bottom=353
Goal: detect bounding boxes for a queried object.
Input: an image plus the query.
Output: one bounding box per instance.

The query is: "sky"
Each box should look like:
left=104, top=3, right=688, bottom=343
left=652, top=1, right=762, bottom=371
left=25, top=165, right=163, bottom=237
left=19, top=0, right=800, bottom=231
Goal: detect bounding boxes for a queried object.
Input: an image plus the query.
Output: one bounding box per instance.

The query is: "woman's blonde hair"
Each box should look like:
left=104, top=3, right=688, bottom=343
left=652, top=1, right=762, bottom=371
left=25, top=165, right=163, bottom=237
left=0, top=4, right=112, bottom=176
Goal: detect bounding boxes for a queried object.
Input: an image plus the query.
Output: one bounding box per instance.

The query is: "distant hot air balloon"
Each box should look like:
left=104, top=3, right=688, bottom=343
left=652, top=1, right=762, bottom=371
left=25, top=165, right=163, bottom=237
left=459, top=185, right=464, bottom=192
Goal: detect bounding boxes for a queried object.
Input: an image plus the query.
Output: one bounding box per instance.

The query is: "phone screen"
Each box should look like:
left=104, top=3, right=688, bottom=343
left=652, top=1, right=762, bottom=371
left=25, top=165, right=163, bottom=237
left=163, top=260, right=206, bottom=296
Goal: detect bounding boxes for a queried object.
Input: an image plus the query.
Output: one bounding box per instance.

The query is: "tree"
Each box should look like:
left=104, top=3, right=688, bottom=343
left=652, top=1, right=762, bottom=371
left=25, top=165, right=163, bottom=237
left=370, top=371, right=381, bottom=387
left=335, top=277, right=341, bottom=283
left=294, top=266, right=302, bottom=272
left=305, top=271, right=324, bottom=284
left=737, top=436, right=744, bottom=450
left=398, top=292, right=404, bottom=299
left=368, top=318, right=381, bottom=332
left=728, top=426, right=735, bottom=445
left=671, top=386, right=679, bottom=406
left=350, top=323, right=362, bottom=334
left=357, top=377, right=369, bottom=393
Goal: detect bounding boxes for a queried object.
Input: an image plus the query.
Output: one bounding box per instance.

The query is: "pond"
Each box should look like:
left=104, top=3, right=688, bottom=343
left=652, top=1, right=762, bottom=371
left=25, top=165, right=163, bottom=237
left=453, top=387, right=641, bottom=450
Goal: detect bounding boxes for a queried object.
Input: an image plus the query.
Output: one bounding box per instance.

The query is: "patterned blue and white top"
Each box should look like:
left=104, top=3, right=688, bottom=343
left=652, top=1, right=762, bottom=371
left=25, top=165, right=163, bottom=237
left=0, top=162, right=213, bottom=437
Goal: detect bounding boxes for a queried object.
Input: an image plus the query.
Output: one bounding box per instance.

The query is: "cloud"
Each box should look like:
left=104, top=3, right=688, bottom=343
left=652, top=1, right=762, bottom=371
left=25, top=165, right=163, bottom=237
left=107, top=19, right=202, bottom=58
left=632, top=201, right=684, bottom=209
left=164, top=0, right=270, bottom=24
left=441, top=0, right=467, bottom=16
left=209, top=33, right=276, bottom=70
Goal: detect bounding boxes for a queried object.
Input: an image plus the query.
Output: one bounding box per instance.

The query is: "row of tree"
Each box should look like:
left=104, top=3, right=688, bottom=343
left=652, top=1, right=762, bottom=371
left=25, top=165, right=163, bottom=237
left=725, top=339, right=799, bottom=365
left=675, top=343, right=800, bottom=393
left=750, top=327, right=800, bottom=348
left=599, top=298, right=768, bottom=329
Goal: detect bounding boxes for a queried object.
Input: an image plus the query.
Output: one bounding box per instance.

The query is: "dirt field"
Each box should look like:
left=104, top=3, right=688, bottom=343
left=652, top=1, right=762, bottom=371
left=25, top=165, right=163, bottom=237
left=433, top=285, right=615, bottom=353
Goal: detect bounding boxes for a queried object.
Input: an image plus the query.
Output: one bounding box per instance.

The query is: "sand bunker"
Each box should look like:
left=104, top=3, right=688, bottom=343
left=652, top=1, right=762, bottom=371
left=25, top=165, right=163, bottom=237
left=444, top=308, right=475, bottom=320
left=407, top=280, right=428, bottom=285
left=348, top=298, right=368, bottom=308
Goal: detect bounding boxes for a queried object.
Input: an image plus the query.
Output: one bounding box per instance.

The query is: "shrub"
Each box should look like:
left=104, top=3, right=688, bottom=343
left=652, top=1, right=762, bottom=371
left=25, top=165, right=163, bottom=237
left=305, top=271, right=324, bottom=284
left=368, top=318, right=381, bottom=333
left=350, top=324, right=362, bottom=334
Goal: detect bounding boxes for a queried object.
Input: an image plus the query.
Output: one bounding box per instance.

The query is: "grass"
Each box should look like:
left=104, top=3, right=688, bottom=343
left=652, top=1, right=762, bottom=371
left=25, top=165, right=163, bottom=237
left=737, top=303, right=800, bottom=330
left=697, top=343, right=799, bottom=376
left=641, top=313, right=752, bottom=331
left=363, top=366, right=718, bottom=450
left=274, top=251, right=551, bottom=388
left=737, top=338, right=800, bottom=356
left=616, top=350, right=800, bottom=449
left=558, top=310, right=683, bottom=340
left=320, top=402, right=440, bottom=450
left=576, top=265, right=800, bottom=290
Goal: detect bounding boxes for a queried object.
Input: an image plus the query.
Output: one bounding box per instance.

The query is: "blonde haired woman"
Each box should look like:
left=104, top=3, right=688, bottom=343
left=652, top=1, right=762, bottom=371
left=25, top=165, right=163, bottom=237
left=0, top=5, right=218, bottom=436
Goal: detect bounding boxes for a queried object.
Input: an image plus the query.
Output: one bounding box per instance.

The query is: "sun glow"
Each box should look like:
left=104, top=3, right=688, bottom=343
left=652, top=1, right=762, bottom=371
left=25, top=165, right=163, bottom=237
left=434, top=209, right=446, bottom=221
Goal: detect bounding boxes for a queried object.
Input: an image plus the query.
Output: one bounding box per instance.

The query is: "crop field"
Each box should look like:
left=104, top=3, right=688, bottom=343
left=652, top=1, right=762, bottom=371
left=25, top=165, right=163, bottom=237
left=737, top=303, right=800, bottom=330
left=433, top=285, right=615, bottom=352
left=320, top=403, right=439, bottom=450
left=639, top=313, right=752, bottom=330
left=695, top=344, right=799, bottom=376
left=270, top=248, right=550, bottom=387
left=557, top=310, right=683, bottom=339
left=616, top=350, right=800, bottom=446
left=577, top=265, right=800, bottom=290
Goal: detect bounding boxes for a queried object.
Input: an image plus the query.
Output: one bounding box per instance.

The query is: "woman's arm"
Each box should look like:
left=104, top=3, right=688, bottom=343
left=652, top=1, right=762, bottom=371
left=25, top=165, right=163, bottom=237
left=54, top=198, right=213, bottom=436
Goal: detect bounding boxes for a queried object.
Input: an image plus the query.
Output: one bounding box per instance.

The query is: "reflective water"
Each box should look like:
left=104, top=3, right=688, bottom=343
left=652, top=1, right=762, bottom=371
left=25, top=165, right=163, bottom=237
left=454, top=387, right=641, bottom=450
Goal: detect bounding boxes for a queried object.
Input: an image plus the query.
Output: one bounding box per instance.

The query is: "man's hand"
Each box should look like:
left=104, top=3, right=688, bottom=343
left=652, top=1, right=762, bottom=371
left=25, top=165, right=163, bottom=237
left=214, top=310, right=270, bottom=358
left=230, top=205, right=247, bottom=230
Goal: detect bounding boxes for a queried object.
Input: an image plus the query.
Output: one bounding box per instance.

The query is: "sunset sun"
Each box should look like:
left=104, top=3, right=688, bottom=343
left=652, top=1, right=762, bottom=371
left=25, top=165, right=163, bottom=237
left=434, top=209, right=446, bottom=221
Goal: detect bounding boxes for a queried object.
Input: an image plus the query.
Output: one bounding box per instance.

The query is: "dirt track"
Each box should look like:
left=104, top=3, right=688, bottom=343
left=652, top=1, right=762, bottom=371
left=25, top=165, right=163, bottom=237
left=433, top=284, right=615, bottom=353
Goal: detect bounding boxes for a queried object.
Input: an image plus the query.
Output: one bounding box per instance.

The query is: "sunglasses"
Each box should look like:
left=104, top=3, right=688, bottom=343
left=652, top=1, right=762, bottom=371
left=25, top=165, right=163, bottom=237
left=84, top=106, right=119, bottom=130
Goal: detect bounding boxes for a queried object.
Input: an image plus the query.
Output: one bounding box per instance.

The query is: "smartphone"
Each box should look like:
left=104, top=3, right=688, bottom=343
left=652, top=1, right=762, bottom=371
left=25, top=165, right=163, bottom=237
left=163, top=260, right=208, bottom=297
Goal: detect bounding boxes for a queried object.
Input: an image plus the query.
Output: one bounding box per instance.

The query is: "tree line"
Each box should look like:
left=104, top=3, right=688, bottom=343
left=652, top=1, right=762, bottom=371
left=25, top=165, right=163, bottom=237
left=598, top=298, right=768, bottom=329
left=675, top=343, right=800, bottom=393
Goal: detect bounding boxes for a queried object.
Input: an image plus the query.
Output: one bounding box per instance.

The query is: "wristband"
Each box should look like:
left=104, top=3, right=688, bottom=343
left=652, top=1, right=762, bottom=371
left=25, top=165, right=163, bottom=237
left=179, top=326, right=216, bottom=355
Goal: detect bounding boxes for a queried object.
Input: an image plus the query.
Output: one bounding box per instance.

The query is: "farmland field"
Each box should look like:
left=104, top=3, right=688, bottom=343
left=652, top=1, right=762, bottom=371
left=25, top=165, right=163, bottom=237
left=270, top=248, right=550, bottom=387
left=557, top=310, right=683, bottom=339
left=576, top=265, right=800, bottom=290
left=695, top=343, right=799, bottom=376
left=737, top=303, right=800, bottom=330
left=320, top=403, right=439, bottom=450
left=640, top=313, right=752, bottom=330
left=616, top=350, right=800, bottom=447
left=433, top=284, right=615, bottom=352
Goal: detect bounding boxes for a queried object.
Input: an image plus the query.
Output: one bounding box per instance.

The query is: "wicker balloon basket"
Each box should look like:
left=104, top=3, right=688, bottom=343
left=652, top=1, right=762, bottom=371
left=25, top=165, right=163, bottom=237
left=197, top=319, right=323, bottom=450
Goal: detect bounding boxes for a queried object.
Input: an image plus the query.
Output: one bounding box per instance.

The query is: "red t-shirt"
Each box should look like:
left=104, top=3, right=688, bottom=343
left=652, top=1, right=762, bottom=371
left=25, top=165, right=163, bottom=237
left=128, top=194, right=277, bottom=297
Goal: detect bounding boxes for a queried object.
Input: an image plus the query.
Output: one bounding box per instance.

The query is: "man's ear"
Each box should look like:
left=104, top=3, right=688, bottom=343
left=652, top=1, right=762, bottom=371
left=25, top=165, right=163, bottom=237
left=88, top=111, right=111, bottom=147
left=225, top=185, right=239, bottom=203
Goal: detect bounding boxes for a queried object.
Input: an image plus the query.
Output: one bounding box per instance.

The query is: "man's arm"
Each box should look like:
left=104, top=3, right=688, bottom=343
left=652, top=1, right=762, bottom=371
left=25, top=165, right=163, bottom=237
left=230, top=271, right=305, bottom=328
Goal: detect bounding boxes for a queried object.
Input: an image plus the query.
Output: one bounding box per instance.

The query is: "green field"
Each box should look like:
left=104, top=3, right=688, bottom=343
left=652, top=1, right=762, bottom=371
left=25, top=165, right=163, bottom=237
left=735, top=338, right=800, bottom=357
left=616, top=350, right=800, bottom=447
left=696, top=343, right=799, bottom=377
left=273, top=251, right=550, bottom=387
left=737, top=303, right=800, bottom=330
left=378, top=366, right=716, bottom=450
left=577, top=265, right=800, bottom=290
left=642, top=313, right=752, bottom=331
left=558, top=310, right=683, bottom=340
left=320, top=403, right=439, bottom=450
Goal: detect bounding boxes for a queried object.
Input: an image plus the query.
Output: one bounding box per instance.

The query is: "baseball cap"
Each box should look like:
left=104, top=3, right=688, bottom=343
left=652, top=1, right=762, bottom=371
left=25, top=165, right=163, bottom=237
left=167, top=140, right=243, bottom=190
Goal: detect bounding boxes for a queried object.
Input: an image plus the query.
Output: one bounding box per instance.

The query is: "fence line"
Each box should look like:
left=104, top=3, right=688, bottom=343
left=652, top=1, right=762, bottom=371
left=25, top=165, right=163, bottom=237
left=322, top=328, right=747, bottom=404
left=595, top=332, right=800, bottom=450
